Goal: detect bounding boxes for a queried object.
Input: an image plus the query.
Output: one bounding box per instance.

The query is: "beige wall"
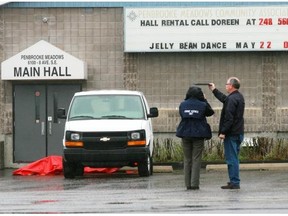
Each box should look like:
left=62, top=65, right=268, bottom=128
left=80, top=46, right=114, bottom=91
left=127, top=52, right=288, bottom=135
left=1, top=7, right=288, bottom=138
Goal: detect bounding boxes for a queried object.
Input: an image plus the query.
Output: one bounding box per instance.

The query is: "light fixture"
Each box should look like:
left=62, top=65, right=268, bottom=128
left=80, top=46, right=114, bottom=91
left=42, top=17, right=48, bottom=23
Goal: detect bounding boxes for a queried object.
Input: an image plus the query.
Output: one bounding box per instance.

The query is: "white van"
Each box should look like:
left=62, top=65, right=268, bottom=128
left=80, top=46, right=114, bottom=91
left=57, top=90, right=158, bottom=178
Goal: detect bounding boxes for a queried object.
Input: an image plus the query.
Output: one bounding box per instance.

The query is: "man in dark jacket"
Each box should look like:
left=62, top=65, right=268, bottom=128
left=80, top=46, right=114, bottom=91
left=209, top=77, right=245, bottom=189
left=176, top=86, right=214, bottom=190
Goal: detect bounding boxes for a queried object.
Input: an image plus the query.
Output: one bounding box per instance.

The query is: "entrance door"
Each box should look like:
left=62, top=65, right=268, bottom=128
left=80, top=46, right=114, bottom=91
left=14, top=84, right=81, bottom=163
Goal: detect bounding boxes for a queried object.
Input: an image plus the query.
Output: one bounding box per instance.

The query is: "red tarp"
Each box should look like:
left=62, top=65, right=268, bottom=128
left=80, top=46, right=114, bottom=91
left=12, top=155, right=119, bottom=176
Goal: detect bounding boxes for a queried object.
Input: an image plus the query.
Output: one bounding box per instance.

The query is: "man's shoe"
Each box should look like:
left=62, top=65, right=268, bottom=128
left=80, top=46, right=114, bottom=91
left=187, top=186, right=200, bottom=190
left=221, top=184, right=240, bottom=189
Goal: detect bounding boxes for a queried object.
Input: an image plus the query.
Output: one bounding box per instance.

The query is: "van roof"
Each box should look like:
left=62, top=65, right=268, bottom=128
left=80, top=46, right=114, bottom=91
left=74, top=90, right=144, bottom=96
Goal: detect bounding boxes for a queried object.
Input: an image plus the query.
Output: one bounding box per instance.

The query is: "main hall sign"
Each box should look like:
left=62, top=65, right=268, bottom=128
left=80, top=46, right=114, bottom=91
left=124, top=6, right=288, bottom=52
left=1, top=40, right=87, bottom=80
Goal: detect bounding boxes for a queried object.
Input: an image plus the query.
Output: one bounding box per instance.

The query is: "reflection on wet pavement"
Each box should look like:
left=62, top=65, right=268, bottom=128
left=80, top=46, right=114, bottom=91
left=0, top=168, right=288, bottom=213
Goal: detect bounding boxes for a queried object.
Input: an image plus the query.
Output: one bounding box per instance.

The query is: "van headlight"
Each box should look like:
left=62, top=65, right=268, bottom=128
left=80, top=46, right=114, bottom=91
left=71, top=133, right=81, bottom=141
left=128, top=130, right=146, bottom=146
left=65, top=131, right=82, bottom=141
left=131, top=132, right=141, bottom=140
left=65, top=131, right=83, bottom=147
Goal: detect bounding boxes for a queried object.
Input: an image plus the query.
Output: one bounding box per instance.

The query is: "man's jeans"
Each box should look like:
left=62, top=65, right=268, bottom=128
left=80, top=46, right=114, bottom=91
left=224, top=134, right=244, bottom=186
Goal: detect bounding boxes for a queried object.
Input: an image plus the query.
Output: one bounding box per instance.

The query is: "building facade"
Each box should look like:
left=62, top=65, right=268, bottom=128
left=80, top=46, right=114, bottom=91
left=1, top=2, right=288, bottom=168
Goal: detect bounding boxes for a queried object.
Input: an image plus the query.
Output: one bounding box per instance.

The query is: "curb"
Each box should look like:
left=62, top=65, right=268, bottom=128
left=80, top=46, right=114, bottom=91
left=206, top=163, right=288, bottom=171
left=153, top=165, right=173, bottom=173
left=120, top=163, right=288, bottom=173
left=120, top=165, right=173, bottom=173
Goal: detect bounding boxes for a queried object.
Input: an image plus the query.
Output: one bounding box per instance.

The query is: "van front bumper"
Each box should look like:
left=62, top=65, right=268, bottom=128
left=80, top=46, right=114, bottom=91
left=63, top=147, right=150, bottom=167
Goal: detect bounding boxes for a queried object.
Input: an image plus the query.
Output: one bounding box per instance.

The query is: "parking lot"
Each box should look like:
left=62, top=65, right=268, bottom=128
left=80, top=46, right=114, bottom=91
left=0, top=167, right=288, bottom=214
left=0, top=166, right=288, bottom=214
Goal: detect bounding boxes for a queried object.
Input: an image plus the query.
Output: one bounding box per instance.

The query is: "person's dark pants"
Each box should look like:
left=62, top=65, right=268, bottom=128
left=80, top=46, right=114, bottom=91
left=182, top=138, right=204, bottom=188
left=224, top=134, right=244, bottom=186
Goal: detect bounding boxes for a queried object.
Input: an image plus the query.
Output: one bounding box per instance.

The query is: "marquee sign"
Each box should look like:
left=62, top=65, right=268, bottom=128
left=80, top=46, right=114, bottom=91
left=124, top=6, right=288, bottom=52
left=1, top=40, right=87, bottom=80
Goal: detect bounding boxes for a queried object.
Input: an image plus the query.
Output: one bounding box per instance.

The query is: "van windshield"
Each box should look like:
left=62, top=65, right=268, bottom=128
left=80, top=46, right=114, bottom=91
left=68, top=94, right=145, bottom=120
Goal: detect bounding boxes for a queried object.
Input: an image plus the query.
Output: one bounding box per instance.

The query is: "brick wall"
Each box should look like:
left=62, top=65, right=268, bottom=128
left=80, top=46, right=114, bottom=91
left=132, top=52, right=288, bottom=134
left=0, top=8, right=3, bottom=135
left=1, top=8, right=288, bottom=136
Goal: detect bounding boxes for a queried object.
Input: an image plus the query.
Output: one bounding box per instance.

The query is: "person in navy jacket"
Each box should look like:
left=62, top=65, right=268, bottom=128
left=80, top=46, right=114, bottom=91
left=176, top=86, right=214, bottom=190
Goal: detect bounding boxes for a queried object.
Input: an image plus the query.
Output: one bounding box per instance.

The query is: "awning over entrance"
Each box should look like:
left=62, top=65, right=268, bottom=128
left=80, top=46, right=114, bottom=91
left=1, top=40, right=87, bottom=80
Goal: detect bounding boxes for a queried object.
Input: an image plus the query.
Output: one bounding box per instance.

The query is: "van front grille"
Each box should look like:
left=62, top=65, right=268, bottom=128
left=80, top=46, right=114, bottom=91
left=82, top=132, right=128, bottom=150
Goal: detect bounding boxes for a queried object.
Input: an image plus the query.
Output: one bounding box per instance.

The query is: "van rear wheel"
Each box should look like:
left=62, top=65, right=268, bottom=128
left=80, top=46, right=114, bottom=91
left=138, top=153, right=152, bottom=177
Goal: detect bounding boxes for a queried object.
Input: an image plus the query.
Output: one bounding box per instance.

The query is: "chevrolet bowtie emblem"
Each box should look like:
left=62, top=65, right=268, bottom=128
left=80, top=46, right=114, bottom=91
left=100, top=137, right=110, bottom=142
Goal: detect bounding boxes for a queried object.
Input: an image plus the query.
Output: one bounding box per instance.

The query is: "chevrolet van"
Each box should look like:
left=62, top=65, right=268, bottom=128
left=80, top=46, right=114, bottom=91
left=57, top=90, right=158, bottom=178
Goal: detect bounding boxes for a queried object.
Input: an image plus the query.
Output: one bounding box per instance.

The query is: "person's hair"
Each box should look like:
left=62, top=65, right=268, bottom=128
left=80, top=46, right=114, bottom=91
left=185, top=86, right=205, bottom=101
left=228, top=77, right=240, bottom=89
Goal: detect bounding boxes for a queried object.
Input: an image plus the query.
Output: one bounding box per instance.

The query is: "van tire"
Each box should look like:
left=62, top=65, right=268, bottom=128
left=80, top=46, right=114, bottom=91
left=150, top=156, right=153, bottom=176
left=75, top=164, right=84, bottom=177
left=63, top=158, right=76, bottom=179
left=138, top=153, right=152, bottom=177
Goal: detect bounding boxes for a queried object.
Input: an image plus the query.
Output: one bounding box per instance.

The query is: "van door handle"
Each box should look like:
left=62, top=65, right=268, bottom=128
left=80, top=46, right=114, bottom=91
left=41, top=122, right=45, bottom=135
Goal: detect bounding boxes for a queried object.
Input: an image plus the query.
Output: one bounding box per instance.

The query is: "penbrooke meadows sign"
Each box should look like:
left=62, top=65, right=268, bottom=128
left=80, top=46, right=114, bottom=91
left=1, top=40, right=87, bottom=80
left=124, top=6, right=288, bottom=52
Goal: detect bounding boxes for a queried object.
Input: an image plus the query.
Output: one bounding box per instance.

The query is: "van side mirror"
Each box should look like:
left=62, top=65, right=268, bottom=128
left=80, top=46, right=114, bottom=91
left=57, top=108, right=66, bottom=119
left=147, top=107, right=158, bottom=118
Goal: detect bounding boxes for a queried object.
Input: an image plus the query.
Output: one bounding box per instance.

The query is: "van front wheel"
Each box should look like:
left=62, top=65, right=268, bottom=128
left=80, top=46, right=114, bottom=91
left=63, top=158, right=76, bottom=179
left=138, top=153, right=152, bottom=177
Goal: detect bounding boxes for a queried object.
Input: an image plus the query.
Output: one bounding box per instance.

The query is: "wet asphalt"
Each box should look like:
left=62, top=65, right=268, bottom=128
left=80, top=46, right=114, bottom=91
left=0, top=168, right=288, bottom=214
